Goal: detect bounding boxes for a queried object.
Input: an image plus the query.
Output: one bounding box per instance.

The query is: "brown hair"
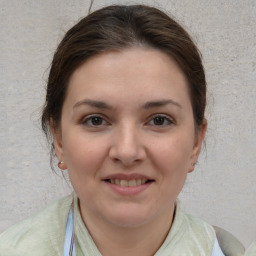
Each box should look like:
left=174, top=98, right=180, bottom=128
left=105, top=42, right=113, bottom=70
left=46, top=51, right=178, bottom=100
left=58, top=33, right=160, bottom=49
left=41, top=4, right=206, bottom=165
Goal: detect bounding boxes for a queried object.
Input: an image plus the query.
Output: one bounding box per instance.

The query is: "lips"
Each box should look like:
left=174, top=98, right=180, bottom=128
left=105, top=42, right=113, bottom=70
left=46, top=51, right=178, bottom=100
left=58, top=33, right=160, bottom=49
left=102, top=174, right=154, bottom=188
left=105, top=178, right=149, bottom=187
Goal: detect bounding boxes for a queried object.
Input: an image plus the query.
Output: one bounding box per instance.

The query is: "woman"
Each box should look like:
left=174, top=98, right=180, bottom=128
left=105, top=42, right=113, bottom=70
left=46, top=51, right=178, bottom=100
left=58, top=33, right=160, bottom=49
left=0, top=4, right=225, bottom=255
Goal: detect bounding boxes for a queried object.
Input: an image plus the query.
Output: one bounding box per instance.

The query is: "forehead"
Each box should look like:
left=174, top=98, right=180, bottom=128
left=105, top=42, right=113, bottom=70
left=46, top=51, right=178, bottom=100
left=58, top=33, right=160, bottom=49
left=66, top=47, right=191, bottom=108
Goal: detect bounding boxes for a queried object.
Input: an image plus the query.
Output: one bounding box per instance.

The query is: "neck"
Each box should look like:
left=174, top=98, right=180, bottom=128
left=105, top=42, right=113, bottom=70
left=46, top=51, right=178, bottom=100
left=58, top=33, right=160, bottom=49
left=79, top=203, right=175, bottom=256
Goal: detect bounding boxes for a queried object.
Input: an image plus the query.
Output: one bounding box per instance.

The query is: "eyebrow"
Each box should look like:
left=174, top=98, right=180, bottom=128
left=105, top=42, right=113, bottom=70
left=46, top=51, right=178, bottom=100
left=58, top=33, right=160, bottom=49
left=73, top=99, right=182, bottom=110
left=142, top=99, right=182, bottom=109
left=73, top=99, right=113, bottom=109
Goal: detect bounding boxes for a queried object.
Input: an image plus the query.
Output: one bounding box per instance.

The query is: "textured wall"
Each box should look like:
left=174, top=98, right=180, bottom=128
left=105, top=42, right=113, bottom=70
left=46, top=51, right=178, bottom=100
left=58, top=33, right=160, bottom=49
left=0, top=0, right=255, bottom=248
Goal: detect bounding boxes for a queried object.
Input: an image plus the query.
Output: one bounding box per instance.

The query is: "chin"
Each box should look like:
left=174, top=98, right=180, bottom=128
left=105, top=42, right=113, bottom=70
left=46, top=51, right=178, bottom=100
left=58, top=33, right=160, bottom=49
left=104, top=208, right=155, bottom=228
left=109, top=216, right=150, bottom=228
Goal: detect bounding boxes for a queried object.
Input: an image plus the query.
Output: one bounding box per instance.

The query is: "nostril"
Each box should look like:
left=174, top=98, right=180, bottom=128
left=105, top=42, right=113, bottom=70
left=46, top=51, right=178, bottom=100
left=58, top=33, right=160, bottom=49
left=109, top=140, right=147, bottom=166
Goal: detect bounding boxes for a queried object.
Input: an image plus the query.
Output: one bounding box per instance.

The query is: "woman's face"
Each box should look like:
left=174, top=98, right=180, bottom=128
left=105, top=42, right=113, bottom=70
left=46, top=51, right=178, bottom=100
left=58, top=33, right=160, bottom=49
left=53, top=48, right=206, bottom=228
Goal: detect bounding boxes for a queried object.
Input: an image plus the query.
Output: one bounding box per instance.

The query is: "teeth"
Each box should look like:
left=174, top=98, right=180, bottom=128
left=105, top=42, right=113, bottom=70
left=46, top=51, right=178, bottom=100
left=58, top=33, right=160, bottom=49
left=120, top=180, right=128, bottom=186
left=109, top=179, right=149, bottom=186
left=128, top=179, right=136, bottom=187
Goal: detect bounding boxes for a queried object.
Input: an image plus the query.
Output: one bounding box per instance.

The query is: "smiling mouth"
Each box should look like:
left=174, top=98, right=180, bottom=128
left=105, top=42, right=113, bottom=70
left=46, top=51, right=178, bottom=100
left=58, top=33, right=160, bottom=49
left=104, top=179, right=154, bottom=187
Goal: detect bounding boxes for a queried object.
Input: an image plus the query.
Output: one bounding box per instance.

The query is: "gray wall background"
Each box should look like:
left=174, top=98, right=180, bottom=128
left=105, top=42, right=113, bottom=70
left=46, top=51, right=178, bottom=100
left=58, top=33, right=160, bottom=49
left=0, top=0, right=255, bottom=248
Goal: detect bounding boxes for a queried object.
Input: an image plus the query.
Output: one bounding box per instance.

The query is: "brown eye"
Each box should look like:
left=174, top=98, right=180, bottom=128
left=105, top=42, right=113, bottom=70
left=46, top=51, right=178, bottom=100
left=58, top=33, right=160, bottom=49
left=82, top=115, right=108, bottom=127
left=148, top=115, right=173, bottom=126
left=153, top=116, right=166, bottom=125
left=90, top=117, right=104, bottom=125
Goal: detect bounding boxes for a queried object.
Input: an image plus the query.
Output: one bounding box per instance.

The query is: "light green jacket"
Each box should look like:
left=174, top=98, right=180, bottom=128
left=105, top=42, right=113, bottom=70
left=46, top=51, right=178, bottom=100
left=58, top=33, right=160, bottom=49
left=0, top=194, right=216, bottom=255
left=245, top=241, right=256, bottom=256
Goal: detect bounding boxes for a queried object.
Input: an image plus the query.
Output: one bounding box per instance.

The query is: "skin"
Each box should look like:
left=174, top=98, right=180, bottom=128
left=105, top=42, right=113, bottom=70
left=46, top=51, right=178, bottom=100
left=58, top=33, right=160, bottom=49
left=52, top=47, right=207, bottom=256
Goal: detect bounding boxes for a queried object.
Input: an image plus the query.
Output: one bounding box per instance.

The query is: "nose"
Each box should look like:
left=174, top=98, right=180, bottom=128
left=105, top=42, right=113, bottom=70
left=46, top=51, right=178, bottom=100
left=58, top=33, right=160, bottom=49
left=109, top=123, right=147, bottom=166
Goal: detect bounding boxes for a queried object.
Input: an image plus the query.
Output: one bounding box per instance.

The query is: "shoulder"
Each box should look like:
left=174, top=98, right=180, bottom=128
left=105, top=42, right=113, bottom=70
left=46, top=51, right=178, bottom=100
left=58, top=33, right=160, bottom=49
left=0, top=194, right=72, bottom=256
left=184, top=213, right=216, bottom=239
left=245, top=241, right=256, bottom=256
left=176, top=200, right=216, bottom=243
left=182, top=212, right=216, bottom=251
left=158, top=200, right=216, bottom=255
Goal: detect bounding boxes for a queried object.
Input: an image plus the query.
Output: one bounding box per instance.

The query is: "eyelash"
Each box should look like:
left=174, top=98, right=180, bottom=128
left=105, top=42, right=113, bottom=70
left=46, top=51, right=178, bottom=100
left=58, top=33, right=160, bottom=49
left=80, top=114, right=175, bottom=128
left=147, top=114, right=174, bottom=127
left=81, top=114, right=109, bottom=127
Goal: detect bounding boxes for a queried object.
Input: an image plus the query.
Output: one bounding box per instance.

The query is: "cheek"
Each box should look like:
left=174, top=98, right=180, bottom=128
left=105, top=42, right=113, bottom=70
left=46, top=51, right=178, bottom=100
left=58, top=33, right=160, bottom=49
left=154, top=135, right=194, bottom=199
left=150, top=134, right=194, bottom=173
left=62, top=131, right=109, bottom=176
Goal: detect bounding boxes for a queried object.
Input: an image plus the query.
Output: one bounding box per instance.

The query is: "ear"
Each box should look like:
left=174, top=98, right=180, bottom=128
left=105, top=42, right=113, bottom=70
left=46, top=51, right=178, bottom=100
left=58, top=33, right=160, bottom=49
left=188, top=119, right=207, bottom=173
left=50, top=119, right=67, bottom=170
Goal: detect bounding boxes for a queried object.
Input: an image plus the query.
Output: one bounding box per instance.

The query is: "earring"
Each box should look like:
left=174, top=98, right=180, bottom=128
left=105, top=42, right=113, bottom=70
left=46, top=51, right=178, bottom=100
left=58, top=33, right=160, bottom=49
left=58, top=160, right=65, bottom=169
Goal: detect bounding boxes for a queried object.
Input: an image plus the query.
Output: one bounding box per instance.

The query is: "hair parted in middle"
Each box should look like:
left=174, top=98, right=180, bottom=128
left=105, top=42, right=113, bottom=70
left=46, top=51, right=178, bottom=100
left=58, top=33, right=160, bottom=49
left=41, top=4, right=206, bottom=166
